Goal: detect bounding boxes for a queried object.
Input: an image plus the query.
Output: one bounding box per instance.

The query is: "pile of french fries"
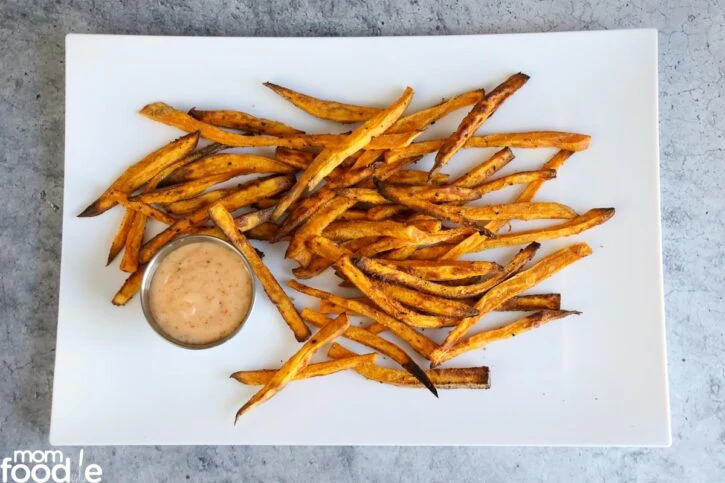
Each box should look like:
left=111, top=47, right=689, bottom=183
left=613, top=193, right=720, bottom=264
left=80, top=74, right=614, bottom=422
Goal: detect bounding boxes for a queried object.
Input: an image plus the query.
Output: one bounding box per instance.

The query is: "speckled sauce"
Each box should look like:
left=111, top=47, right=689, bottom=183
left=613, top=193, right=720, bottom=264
left=149, top=242, right=252, bottom=345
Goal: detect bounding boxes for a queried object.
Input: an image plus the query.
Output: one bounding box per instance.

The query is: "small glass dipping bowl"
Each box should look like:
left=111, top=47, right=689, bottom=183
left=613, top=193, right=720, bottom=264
left=140, top=234, right=256, bottom=349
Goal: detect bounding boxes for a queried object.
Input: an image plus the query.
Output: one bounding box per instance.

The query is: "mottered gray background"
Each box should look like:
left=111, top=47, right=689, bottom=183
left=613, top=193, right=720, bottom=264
left=1, top=0, right=723, bottom=481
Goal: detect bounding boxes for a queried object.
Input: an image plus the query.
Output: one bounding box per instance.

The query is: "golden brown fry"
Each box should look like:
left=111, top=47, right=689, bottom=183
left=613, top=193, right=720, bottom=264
left=432, top=73, right=529, bottom=177
left=161, top=154, right=296, bottom=185
left=79, top=132, right=199, bottom=217
left=391, top=89, right=485, bottom=133
left=288, top=280, right=439, bottom=359
left=107, top=209, right=136, bottom=265
left=485, top=150, right=574, bottom=233
left=338, top=209, right=369, bottom=221
left=163, top=189, right=233, bottom=215
left=246, top=222, right=280, bottom=242
left=286, top=196, right=356, bottom=266
left=272, top=87, right=415, bottom=220
left=337, top=256, right=450, bottom=329
left=349, top=149, right=383, bottom=171
left=474, top=170, right=557, bottom=196
left=114, top=195, right=176, bottom=225
left=451, top=147, right=514, bottom=188
left=119, top=211, right=146, bottom=273
left=375, top=259, right=502, bottom=281
left=366, top=205, right=406, bottom=221
left=407, top=243, right=457, bottom=260
left=322, top=220, right=429, bottom=242
left=467, top=208, right=616, bottom=252
left=140, top=103, right=416, bottom=150
left=387, top=170, right=450, bottom=186
left=293, top=236, right=377, bottom=279
left=301, top=310, right=437, bottom=395
left=498, top=294, right=561, bottom=311
left=382, top=282, right=478, bottom=317
left=209, top=204, right=311, bottom=342
left=434, top=243, right=592, bottom=361
left=328, top=343, right=490, bottom=389
left=357, top=237, right=412, bottom=257
left=275, top=147, right=316, bottom=169
left=263, top=82, right=381, bottom=123
left=374, top=179, right=495, bottom=235
left=277, top=188, right=335, bottom=238
left=230, top=353, right=378, bottom=385
left=451, top=202, right=578, bottom=221
left=441, top=232, right=482, bottom=260
left=441, top=310, right=580, bottom=362
left=189, top=108, right=304, bottom=136
left=385, top=131, right=591, bottom=163
left=111, top=265, right=146, bottom=306
left=131, top=174, right=231, bottom=205
left=139, top=175, right=293, bottom=263
left=234, top=313, right=348, bottom=422
left=405, top=218, right=441, bottom=233
left=337, top=185, right=479, bottom=205
left=151, top=142, right=228, bottom=188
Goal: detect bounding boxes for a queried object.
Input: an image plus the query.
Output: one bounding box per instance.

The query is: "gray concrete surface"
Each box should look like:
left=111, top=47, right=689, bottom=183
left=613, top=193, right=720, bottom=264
left=1, top=0, right=723, bottom=481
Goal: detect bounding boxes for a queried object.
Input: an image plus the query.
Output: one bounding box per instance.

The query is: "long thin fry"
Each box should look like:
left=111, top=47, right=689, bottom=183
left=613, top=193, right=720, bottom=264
left=277, top=188, right=335, bottom=238
left=151, top=142, right=228, bottom=189
left=234, top=314, right=349, bottom=422
left=230, top=354, right=378, bottom=385
left=381, top=282, right=479, bottom=317
left=375, top=259, right=502, bottom=281
left=161, top=154, right=296, bottom=185
left=209, top=205, right=311, bottom=342
left=131, top=174, right=231, bottom=205
left=451, top=147, right=514, bottom=188
left=119, top=211, right=146, bottom=273
left=474, top=170, right=557, bottom=196
left=451, top=202, right=578, bottom=221
left=264, top=82, right=381, bottom=123
left=164, top=189, right=234, bottom=215
left=114, top=195, right=176, bottom=225
left=107, top=209, right=136, bottom=265
left=189, top=108, right=304, bottom=135
left=274, top=147, right=316, bottom=169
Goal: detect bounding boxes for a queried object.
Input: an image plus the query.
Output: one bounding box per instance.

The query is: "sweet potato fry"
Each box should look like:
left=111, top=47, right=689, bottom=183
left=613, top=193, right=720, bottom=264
left=374, top=179, right=494, bottom=235
left=382, top=283, right=479, bottom=317
left=111, top=265, right=146, bottom=306
left=405, top=217, right=442, bottom=233
left=275, top=147, right=316, bottom=169
left=441, top=232, right=482, bottom=260
left=301, top=310, right=437, bottom=395
left=264, top=82, right=381, bottom=123
left=328, top=344, right=490, bottom=389
left=432, top=73, right=530, bottom=177
left=322, top=220, right=429, bottom=242
left=272, top=87, right=415, bottom=220
left=139, top=175, right=293, bottom=263
left=441, top=310, right=581, bottom=362
left=485, top=150, right=574, bottom=233
left=277, top=189, right=335, bottom=238
left=375, top=259, right=502, bottom=281
left=119, top=211, right=146, bottom=273
left=160, top=154, right=296, bottom=185
left=293, top=236, right=377, bottom=279
left=209, top=204, right=311, bottom=342
left=79, top=132, right=199, bottom=217
left=451, top=202, right=578, bottom=221
left=385, top=131, right=591, bottom=163
left=230, top=353, right=378, bottom=385
left=150, top=142, right=228, bottom=188
left=451, top=147, right=514, bottom=188
left=114, top=195, right=176, bottom=225
left=288, top=280, right=439, bottom=359
left=474, top=170, right=557, bottom=196
left=189, top=108, right=304, bottom=136
left=338, top=209, right=369, bottom=221
left=366, top=205, right=406, bottom=221
left=246, top=222, right=280, bottom=242
left=498, top=294, right=561, bottom=311
left=390, top=89, right=485, bottom=133
left=357, top=237, right=412, bottom=257
left=384, top=245, right=418, bottom=260
left=387, top=170, right=449, bottom=186
left=233, top=313, right=348, bottom=422
left=433, top=243, right=592, bottom=362
left=407, top=243, right=457, bottom=260
left=337, top=185, right=479, bottom=205
left=131, top=174, right=231, bottom=205
left=162, top=189, right=232, bottom=215
left=107, top=209, right=136, bottom=265
left=466, top=208, right=616, bottom=252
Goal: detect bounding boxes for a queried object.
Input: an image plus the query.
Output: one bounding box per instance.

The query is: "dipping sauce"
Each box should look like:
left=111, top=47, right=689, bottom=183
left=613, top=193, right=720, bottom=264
left=148, top=241, right=253, bottom=345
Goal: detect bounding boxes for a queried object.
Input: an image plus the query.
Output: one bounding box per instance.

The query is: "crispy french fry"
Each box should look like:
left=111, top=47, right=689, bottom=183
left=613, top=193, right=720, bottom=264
left=189, top=108, right=304, bottom=136
left=349, top=149, right=383, bottom=171
left=139, top=175, right=293, bottom=264
left=441, top=232, right=483, bottom=260
left=441, top=310, right=581, bottom=362
left=385, top=131, right=591, bottom=163
left=264, top=82, right=381, bottom=123
left=390, top=89, right=485, bottom=133
left=246, top=222, right=280, bottom=242
left=434, top=243, right=592, bottom=361
left=485, top=150, right=574, bottom=233
left=272, top=88, right=415, bottom=220
left=338, top=209, right=369, bottom=221
left=114, top=195, right=176, bottom=225
left=107, top=209, right=136, bottom=265
left=337, top=185, right=479, bottom=205
left=277, top=189, right=336, bottom=238
left=111, top=265, right=146, bottom=306
left=407, top=243, right=457, bottom=260
left=233, top=313, right=348, bottom=422
left=374, top=179, right=494, bottom=235
left=119, top=211, right=146, bottom=273
left=230, top=353, right=378, bottom=385
left=79, top=132, right=199, bottom=217
left=301, top=310, right=437, bottom=395
left=209, top=205, right=311, bottom=342
left=322, top=220, right=430, bottom=242
left=164, top=189, right=233, bottom=215
left=375, top=259, right=502, bottom=281
left=431, top=73, right=529, bottom=177
left=293, top=236, right=375, bottom=279
left=151, top=142, right=228, bottom=188
left=325, top=154, right=423, bottom=189
left=451, top=202, right=578, bottom=221
left=275, top=147, right=316, bottom=169
left=466, top=208, right=616, bottom=252
left=387, top=170, right=449, bottom=186
left=405, top=217, right=441, bottom=233
left=131, top=174, right=231, bottom=205
left=474, top=170, right=557, bottom=196
left=383, top=245, right=418, bottom=260
left=451, top=147, right=514, bottom=188
left=288, top=280, right=439, bottom=359
left=161, top=154, right=296, bottom=185
left=366, top=205, right=406, bottom=221
left=382, top=282, right=478, bottom=317
left=328, top=344, right=490, bottom=389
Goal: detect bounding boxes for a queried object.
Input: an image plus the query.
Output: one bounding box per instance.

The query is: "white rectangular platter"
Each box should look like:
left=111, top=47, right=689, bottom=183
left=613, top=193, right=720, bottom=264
left=52, top=30, right=669, bottom=445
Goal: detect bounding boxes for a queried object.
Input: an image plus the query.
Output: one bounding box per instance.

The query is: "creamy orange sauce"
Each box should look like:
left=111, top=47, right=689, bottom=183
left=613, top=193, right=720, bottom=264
left=149, top=241, right=253, bottom=345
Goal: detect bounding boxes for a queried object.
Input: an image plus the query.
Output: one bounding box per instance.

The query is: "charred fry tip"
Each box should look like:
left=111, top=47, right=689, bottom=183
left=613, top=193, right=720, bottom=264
left=77, top=199, right=103, bottom=217
left=401, top=361, right=439, bottom=398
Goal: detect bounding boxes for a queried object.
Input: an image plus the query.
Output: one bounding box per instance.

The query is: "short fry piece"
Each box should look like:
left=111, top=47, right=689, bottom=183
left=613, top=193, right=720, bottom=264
left=328, top=344, right=490, bottom=389
left=230, top=353, right=377, bottom=385
left=263, top=82, right=381, bottom=123
left=189, top=108, right=304, bottom=136
left=111, top=265, right=146, bottom=306
left=209, top=204, right=311, bottom=342
left=119, top=211, right=146, bottom=273
left=497, top=294, right=562, bottom=311
left=234, top=313, right=349, bottom=422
